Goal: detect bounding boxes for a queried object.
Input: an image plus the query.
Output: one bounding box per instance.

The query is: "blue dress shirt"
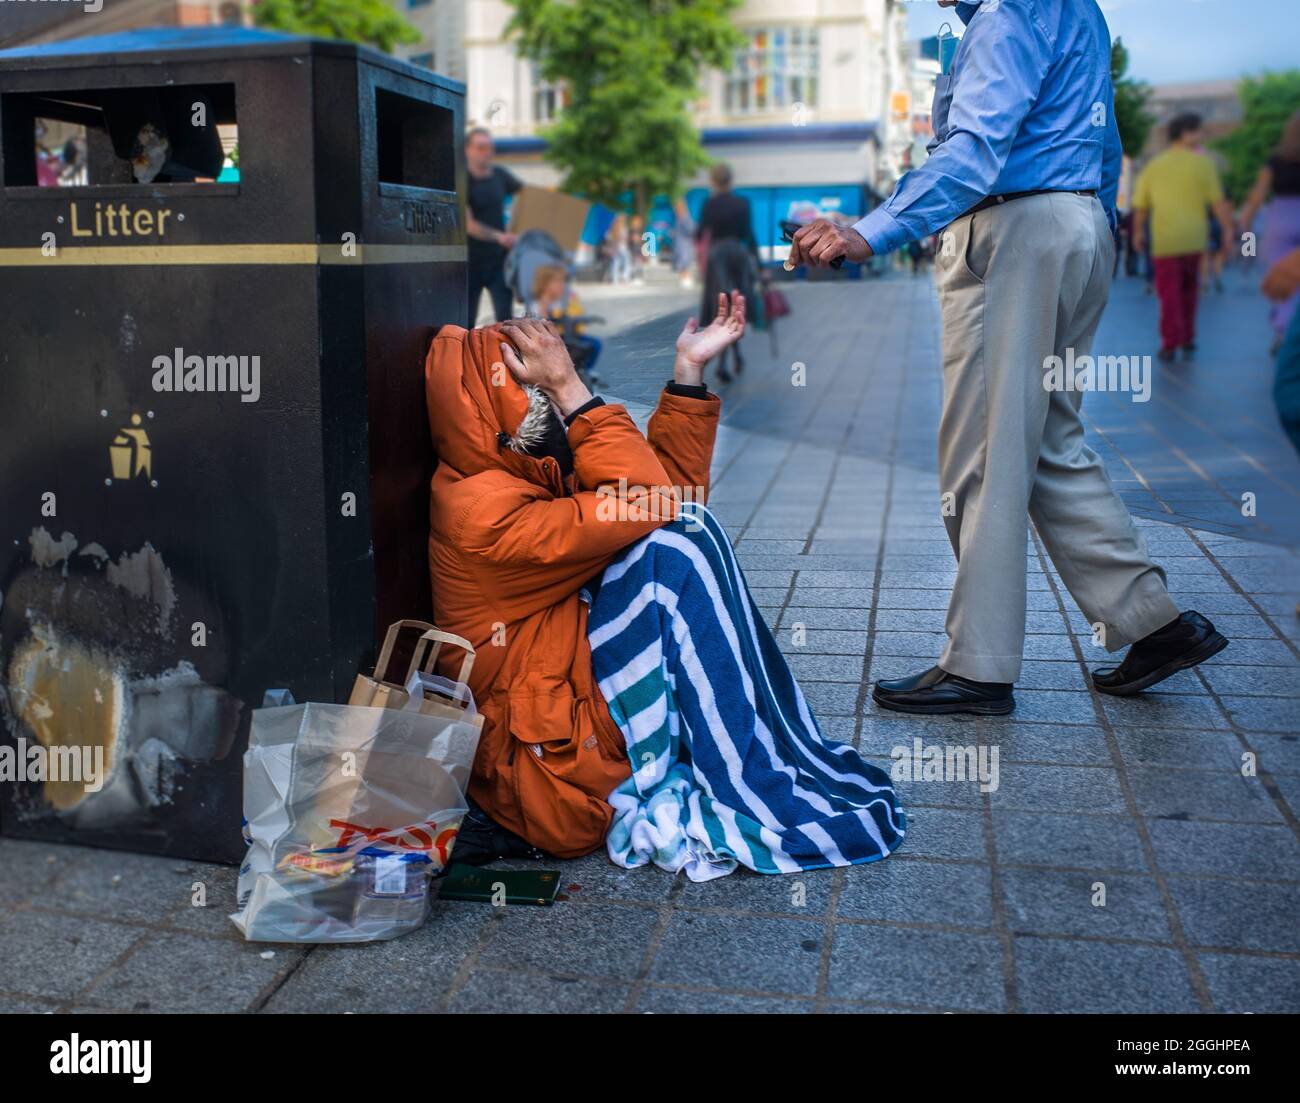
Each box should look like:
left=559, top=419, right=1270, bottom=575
left=855, top=0, right=1123, bottom=256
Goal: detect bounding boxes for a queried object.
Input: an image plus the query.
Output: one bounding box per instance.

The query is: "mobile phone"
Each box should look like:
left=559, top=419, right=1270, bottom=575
left=437, top=863, right=562, bottom=906
left=781, top=219, right=845, bottom=269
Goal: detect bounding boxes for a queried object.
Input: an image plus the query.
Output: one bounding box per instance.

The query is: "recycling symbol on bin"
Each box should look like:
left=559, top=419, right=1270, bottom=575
left=105, top=410, right=158, bottom=489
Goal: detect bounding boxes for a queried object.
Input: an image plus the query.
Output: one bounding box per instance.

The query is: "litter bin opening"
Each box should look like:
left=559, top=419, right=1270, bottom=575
left=375, top=88, right=453, bottom=194
left=2, top=83, right=237, bottom=188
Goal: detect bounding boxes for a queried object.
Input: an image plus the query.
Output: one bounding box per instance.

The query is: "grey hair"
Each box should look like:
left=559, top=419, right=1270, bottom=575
left=502, top=383, right=554, bottom=455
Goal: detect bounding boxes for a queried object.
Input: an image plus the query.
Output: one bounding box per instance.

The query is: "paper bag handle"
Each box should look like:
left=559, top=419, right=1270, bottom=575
left=372, top=619, right=438, bottom=685
left=410, top=628, right=476, bottom=688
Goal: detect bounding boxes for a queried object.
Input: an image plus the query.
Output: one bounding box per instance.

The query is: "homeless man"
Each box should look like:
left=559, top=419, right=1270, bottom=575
left=424, top=295, right=904, bottom=881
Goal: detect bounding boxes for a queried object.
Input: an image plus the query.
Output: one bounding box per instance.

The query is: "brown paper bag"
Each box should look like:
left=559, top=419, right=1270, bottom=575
left=350, top=620, right=479, bottom=729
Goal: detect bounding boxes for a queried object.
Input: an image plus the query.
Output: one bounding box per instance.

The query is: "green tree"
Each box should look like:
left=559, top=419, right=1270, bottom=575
left=1111, top=37, right=1154, bottom=158
left=254, top=0, right=420, bottom=53
left=506, top=0, right=743, bottom=217
left=1214, top=70, right=1300, bottom=202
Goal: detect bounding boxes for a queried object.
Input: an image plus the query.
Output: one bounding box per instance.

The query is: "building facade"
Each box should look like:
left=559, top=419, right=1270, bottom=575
left=389, top=0, right=926, bottom=207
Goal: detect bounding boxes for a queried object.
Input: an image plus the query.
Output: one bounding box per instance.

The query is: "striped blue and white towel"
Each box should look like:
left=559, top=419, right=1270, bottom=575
left=587, top=502, right=905, bottom=882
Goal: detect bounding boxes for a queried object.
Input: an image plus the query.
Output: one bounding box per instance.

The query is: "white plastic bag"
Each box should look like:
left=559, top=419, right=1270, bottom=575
left=231, top=672, right=481, bottom=943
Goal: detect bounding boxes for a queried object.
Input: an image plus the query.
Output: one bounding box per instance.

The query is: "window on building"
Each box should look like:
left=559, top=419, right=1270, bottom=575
left=531, top=64, right=566, bottom=124
left=725, top=26, right=819, bottom=115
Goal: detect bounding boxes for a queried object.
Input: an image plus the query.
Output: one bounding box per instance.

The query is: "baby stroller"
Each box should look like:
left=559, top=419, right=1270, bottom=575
left=505, top=229, right=605, bottom=388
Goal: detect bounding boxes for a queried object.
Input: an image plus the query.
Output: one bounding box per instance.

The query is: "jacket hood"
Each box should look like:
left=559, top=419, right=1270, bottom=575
left=424, top=325, right=562, bottom=489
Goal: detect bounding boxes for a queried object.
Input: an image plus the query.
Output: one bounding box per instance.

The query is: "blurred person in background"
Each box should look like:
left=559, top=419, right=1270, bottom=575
left=1241, top=111, right=1300, bottom=354
left=1263, top=247, right=1300, bottom=456
left=533, top=263, right=602, bottom=380
left=465, top=127, right=522, bottom=326
left=1131, top=113, right=1234, bottom=362
left=696, top=162, right=758, bottom=383
left=606, top=215, right=632, bottom=285
left=672, top=198, right=697, bottom=288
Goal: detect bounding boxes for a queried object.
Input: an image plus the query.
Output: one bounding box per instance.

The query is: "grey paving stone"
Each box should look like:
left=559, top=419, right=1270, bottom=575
left=475, top=900, right=659, bottom=981
left=1198, top=951, right=1300, bottom=1013
left=1113, top=727, right=1251, bottom=771
left=40, top=849, right=195, bottom=926
left=991, top=809, right=1149, bottom=872
left=649, top=913, right=825, bottom=996
left=1013, top=938, right=1201, bottom=1013
left=1101, top=691, right=1234, bottom=730
left=1000, top=869, right=1171, bottom=941
left=1013, top=661, right=1092, bottom=692
left=0, top=991, right=61, bottom=1012
left=677, top=866, right=833, bottom=917
left=869, top=630, right=950, bottom=658
left=449, top=970, right=631, bottom=1014
left=164, top=863, right=243, bottom=939
left=1209, top=638, right=1299, bottom=666
left=540, top=853, right=677, bottom=906
left=1147, top=819, right=1300, bottom=880
left=1127, top=767, right=1283, bottom=823
left=81, top=931, right=300, bottom=1013
left=837, top=858, right=993, bottom=929
left=789, top=587, right=874, bottom=609
left=786, top=653, right=865, bottom=683
left=1170, top=878, right=1300, bottom=953
left=0, top=838, right=70, bottom=908
left=1201, top=665, right=1300, bottom=698
left=262, top=899, right=490, bottom=1013
left=892, top=807, right=986, bottom=861
left=1219, top=696, right=1300, bottom=734
left=975, top=722, right=1112, bottom=765
left=0, top=911, right=142, bottom=1001
left=826, top=925, right=1006, bottom=1011
left=779, top=605, right=872, bottom=630
left=1000, top=689, right=1100, bottom=727
left=988, top=763, right=1127, bottom=815
left=777, top=629, right=869, bottom=655
left=800, top=681, right=861, bottom=716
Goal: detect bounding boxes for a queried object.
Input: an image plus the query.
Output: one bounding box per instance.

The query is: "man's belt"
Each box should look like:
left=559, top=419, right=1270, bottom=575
left=965, top=188, right=1098, bottom=217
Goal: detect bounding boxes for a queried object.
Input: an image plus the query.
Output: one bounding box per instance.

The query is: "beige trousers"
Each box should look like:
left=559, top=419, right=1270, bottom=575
left=934, top=192, right=1180, bottom=682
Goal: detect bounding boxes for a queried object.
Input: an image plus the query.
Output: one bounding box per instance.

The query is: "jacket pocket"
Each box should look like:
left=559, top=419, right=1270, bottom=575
left=506, top=675, right=578, bottom=756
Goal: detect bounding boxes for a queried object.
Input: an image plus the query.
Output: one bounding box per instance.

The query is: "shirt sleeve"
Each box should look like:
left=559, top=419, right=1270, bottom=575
left=1101, top=94, right=1123, bottom=214
left=1204, top=159, right=1225, bottom=205
left=501, top=167, right=524, bottom=196
left=852, top=0, right=1053, bottom=255
left=1131, top=165, right=1151, bottom=211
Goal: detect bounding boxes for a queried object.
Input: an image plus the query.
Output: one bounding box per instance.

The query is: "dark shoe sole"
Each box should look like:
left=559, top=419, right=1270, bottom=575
left=1092, top=633, right=1229, bottom=697
left=871, top=687, right=1015, bottom=716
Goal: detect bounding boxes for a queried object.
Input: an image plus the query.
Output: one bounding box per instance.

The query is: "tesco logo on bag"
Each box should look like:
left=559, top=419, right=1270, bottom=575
left=328, top=818, right=458, bottom=864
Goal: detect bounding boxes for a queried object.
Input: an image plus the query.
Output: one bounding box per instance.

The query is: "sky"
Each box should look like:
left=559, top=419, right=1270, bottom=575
left=906, top=0, right=1300, bottom=86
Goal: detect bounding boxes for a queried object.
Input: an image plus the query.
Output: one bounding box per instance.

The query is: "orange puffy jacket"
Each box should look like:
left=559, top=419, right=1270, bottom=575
left=424, top=326, right=720, bottom=858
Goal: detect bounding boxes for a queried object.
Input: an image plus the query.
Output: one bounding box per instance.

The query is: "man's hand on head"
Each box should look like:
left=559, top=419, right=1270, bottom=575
left=788, top=220, right=873, bottom=269
left=498, top=317, right=592, bottom=417
left=674, top=291, right=746, bottom=386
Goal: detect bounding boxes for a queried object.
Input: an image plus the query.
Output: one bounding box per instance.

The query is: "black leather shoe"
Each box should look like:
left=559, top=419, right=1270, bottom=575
left=1091, top=610, right=1228, bottom=696
left=872, top=666, right=1015, bottom=716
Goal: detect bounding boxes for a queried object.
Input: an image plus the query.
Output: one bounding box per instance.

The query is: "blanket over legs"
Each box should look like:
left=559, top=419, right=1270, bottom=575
left=587, top=503, right=905, bottom=881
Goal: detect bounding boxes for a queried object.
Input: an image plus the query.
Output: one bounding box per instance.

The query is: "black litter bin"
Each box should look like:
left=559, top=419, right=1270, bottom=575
left=0, top=28, right=467, bottom=862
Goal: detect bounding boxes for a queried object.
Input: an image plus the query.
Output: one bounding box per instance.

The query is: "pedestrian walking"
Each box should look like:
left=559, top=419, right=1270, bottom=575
left=788, top=0, right=1229, bottom=716
left=1131, top=113, right=1234, bottom=361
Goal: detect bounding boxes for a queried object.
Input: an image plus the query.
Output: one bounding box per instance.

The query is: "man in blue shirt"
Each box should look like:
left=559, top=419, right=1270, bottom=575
left=791, top=0, right=1228, bottom=714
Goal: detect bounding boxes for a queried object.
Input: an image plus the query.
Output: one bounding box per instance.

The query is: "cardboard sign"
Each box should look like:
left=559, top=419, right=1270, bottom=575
left=508, top=185, right=591, bottom=252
